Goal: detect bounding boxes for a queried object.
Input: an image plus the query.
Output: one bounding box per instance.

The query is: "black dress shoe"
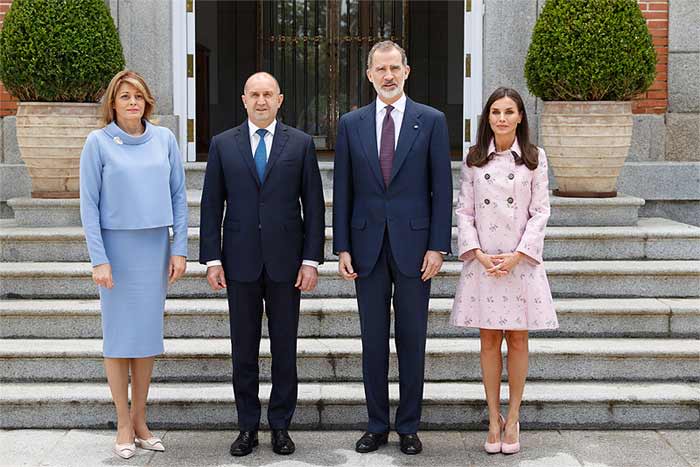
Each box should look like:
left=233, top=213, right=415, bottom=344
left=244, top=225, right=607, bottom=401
left=230, top=430, right=258, bottom=457
left=271, top=429, right=295, bottom=455
left=399, top=433, right=422, bottom=455
left=355, top=431, right=389, bottom=453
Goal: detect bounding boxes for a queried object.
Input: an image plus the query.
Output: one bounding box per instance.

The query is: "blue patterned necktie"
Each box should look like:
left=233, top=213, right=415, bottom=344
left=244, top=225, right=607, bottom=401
left=254, top=128, right=268, bottom=182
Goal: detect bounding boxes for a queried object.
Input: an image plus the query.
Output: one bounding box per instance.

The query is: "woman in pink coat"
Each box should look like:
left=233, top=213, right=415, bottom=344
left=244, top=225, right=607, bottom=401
left=450, top=87, right=558, bottom=455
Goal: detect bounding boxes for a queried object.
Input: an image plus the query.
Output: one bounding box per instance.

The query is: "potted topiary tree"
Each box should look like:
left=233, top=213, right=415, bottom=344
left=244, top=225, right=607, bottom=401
left=0, top=0, right=125, bottom=198
left=525, top=0, right=656, bottom=198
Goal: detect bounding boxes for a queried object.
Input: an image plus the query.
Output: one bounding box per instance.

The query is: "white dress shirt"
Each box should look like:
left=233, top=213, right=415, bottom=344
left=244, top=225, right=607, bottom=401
left=248, top=119, right=276, bottom=159
left=374, top=95, right=446, bottom=256
left=375, top=93, right=406, bottom=155
left=206, top=119, right=318, bottom=269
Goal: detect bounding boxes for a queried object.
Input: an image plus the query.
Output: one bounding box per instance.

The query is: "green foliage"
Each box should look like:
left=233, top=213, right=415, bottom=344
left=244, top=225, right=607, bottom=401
left=525, top=0, right=657, bottom=101
left=0, top=0, right=125, bottom=102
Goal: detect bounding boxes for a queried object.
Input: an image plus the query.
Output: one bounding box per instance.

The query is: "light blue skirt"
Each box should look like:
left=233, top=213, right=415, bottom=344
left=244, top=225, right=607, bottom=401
left=99, top=227, right=169, bottom=358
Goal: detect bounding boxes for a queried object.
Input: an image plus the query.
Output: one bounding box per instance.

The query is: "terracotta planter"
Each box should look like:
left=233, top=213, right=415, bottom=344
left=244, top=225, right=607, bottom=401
left=540, top=101, right=633, bottom=198
left=15, top=102, right=102, bottom=198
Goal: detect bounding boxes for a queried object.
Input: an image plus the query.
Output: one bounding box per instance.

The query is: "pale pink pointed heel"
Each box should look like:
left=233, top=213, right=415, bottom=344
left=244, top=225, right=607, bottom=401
left=135, top=436, right=165, bottom=452
left=483, top=414, right=505, bottom=454
left=501, top=421, right=520, bottom=454
left=113, top=442, right=136, bottom=459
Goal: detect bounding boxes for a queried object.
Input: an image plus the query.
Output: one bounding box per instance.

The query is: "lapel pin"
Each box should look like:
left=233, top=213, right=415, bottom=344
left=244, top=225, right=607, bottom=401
left=413, top=124, right=419, bottom=129
left=113, top=136, right=123, bottom=145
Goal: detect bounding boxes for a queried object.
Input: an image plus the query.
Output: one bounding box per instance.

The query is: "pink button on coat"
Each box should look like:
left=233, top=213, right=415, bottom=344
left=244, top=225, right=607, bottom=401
left=449, top=140, right=559, bottom=330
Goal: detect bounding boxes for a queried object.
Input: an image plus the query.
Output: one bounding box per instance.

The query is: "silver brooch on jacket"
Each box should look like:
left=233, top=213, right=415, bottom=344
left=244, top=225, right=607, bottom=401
left=113, top=136, right=123, bottom=145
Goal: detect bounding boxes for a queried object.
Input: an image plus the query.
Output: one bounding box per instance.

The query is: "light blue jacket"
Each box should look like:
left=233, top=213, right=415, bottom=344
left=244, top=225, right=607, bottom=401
left=79, top=120, right=188, bottom=266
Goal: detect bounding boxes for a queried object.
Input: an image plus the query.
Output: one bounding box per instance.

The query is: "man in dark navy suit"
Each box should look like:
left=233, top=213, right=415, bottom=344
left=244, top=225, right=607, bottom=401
left=199, top=72, right=324, bottom=457
left=333, top=41, right=453, bottom=455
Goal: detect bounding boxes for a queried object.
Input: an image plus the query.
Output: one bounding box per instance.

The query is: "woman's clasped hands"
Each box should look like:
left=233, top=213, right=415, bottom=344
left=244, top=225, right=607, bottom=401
left=475, top=249, right=523, bottom=277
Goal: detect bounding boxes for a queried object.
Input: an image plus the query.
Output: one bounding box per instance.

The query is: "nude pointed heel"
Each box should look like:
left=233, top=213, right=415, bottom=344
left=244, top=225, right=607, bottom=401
left=483, top=414, right=505, bottom=454
left=135, top=436, right=165, bottom=452
left=501, top=421, right=520, bottom=454
left=113, top=442, right=136, bottom=459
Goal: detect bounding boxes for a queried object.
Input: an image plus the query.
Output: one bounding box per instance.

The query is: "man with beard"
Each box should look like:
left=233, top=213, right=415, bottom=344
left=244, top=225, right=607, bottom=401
left=332, top=41, right=453, bottom=455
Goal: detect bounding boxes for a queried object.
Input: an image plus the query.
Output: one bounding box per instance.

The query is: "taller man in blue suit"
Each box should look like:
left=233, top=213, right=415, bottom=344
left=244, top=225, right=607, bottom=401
left=199, top=72, right=325, bottom=457
left=333, top=41, right=453, bottom=455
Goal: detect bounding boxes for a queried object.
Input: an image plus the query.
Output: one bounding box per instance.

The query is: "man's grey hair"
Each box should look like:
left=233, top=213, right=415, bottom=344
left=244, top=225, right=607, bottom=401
left=366, top=40, right=408, bottom=70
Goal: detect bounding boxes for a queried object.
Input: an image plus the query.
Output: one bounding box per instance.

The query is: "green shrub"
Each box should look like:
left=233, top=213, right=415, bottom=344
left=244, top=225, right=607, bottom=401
left=0, top=0, right=125, bottom=102
left=525, top=0, right=656, bottom=101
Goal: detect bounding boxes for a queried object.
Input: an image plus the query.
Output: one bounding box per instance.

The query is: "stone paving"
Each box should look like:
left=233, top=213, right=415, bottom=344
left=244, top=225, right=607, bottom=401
left=2, top=430, right=698, bottom=467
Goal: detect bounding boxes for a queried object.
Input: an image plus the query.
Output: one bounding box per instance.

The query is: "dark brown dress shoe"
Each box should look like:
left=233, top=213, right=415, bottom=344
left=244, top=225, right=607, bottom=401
left=399, top=433, right=423, bottom=455
left=355, top=431, right=389, bottom=453
left=271, top=429, right=295, bottom=455
left=230, top=430, right=258, bottom=456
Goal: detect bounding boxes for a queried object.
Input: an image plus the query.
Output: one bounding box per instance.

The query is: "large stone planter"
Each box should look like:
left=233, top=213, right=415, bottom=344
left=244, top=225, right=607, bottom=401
left=15, top=102, right=101, bottom=199
left=540, top=101, right=633, bottom=198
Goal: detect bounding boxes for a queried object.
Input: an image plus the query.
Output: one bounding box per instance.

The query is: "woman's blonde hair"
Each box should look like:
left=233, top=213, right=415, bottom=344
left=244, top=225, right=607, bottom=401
left=101, top=70, right=156, bottom=125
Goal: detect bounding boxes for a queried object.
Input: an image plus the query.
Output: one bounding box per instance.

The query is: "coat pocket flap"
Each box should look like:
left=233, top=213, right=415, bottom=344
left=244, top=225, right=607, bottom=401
left=351, top=217, right=367, bottom=230
left=410, top=217, right=430, bottom=230
left=284, top=220, right=303, bottom=232
left=223, top=221, right=240, bottom=231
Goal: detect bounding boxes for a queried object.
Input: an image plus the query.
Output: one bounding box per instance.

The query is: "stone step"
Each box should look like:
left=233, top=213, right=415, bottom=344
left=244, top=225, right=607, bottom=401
left=2, top=337, right=698, bottom=383
left=1, top=260, right=698, bottom=299
left=6, top=190, right=645, bottom=228
left=1, top=298, right=698, bottom=339
left=2, top=381, right=698, bottom=429
left=2, top=218, right=698, bottom=263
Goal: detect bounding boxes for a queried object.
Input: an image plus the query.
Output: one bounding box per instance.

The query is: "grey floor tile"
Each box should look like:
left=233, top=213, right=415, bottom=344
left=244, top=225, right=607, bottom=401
left=40, top=430, right=161, bottom=467
left=658, top=431, right=700, bottom=467
left=560, top=431, right=691, bottom=467
left=455, top=431, right=581, bottom=467
left=0, top=430, right=67, bottom=467
left=1, top=430, right=696, bottom=467
left=149, top=430, right=470, bottom=467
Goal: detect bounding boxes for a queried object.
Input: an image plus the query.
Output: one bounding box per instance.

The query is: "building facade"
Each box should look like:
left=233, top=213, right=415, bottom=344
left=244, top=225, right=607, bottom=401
left=0, top=0, right=698, bottom=224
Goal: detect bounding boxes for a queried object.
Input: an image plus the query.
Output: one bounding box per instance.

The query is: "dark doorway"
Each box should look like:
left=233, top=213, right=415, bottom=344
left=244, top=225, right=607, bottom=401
left=195, top=0, right=463, bottom=160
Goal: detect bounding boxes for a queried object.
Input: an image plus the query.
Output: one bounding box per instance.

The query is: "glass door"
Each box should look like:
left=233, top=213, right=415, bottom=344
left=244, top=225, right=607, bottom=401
left=259, top=0, right=407, bottom=149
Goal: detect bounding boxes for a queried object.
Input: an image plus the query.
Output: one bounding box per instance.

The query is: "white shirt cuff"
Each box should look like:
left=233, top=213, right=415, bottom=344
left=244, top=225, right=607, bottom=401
left=208, top=259, right=318, bottom=268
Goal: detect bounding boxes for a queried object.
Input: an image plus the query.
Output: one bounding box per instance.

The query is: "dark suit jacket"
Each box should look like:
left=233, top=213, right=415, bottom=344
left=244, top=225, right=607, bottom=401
left=332, top=97, right=453, bottom=278
left=199, top=120, right=325, bottom=282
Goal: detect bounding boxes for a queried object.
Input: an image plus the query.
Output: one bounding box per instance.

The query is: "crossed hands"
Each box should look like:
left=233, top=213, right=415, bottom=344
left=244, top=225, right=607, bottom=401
left=339, top=250, right=444, bottom=282
left=475, top=249, right=523, bottom=277
left=91, top=255, right=187, bottom=289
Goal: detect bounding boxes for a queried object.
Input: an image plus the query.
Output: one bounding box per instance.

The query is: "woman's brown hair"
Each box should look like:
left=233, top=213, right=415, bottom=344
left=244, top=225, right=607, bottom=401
left=467, top=87, right=538, bottom=170
left=100, top=70, right=156, bottom=125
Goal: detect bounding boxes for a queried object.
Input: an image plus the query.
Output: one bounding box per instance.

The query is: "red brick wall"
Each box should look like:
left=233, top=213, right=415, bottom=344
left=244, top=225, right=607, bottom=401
left=633, top=0, right=668, bottom=114
left=0, top=0, right=17, bottom=117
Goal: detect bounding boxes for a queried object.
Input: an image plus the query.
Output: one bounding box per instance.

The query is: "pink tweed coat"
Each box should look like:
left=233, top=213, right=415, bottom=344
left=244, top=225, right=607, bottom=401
left=449, top=139, right=559, bottom=330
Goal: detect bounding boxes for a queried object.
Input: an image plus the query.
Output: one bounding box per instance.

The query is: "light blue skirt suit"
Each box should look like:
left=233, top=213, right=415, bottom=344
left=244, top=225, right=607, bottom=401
left=80, top=121, right=188, bottom=358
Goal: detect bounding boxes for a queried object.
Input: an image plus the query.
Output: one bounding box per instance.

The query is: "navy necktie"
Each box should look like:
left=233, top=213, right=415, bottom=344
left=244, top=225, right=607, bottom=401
left=254, top=128, right=267, bottom=182
left=379, top=105, right=395, bottom=187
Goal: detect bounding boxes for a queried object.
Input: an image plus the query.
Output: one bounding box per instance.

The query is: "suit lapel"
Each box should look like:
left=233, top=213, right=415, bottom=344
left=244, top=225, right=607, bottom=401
left=358, top=103, right=385, bottom=191
left=234, top=121, right=260, bottom=188
left=390, top=98, right=421, bottom=184
left=262, top=121, right=290, bottom=184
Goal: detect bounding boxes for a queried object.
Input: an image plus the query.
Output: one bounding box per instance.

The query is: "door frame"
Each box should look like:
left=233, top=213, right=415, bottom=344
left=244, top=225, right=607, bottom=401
left=172, top=0, right=197, bottom=161
left=463, top=0, right=483, bottom=149
left=172, top=0, right=483, bottom=159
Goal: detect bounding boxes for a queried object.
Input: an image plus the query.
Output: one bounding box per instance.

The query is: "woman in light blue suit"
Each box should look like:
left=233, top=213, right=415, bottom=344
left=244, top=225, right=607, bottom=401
left=80, top=70, right=188, bottom=459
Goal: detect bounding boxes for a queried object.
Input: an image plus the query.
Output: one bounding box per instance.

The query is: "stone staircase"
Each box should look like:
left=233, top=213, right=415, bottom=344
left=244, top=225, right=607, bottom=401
left=1, top=162, right=699, bottom=430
